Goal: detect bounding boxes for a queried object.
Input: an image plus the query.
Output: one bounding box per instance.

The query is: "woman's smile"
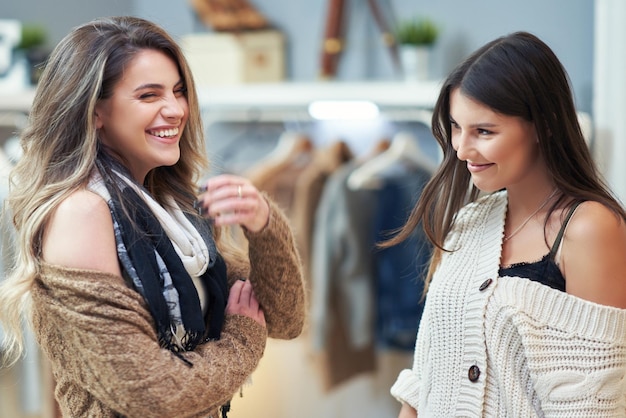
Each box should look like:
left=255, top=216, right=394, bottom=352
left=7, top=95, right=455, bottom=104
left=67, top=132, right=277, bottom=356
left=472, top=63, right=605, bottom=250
left=147, top=126, right=181, bottom=144
left=466, top=161, right=495, bottom=173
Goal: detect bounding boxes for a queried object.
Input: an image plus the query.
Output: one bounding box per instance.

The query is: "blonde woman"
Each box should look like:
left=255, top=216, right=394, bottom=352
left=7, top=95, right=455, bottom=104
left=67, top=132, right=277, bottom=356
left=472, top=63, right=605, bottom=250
left=0, top=16, right=305, bottom=418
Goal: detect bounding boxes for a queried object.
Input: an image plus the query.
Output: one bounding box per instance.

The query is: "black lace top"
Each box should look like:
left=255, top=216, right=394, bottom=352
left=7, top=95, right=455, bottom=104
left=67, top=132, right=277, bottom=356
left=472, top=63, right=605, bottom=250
left=498, top=202, right=582, bottom=292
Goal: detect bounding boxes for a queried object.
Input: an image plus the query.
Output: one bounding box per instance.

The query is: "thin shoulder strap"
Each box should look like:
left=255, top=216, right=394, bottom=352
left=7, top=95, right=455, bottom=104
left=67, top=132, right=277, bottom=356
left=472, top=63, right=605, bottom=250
left=549, top=201, right=583, bottom=259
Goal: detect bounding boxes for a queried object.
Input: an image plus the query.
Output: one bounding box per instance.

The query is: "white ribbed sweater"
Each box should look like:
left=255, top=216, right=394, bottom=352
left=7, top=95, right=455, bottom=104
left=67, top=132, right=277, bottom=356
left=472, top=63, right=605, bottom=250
left=391, top=190, right=626, bottom=417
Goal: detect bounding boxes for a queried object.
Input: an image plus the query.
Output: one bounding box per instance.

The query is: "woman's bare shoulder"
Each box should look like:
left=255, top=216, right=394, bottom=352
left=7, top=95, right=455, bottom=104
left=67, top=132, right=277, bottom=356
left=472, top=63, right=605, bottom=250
left=42, top=188, right=121, bottom=275
left=563, top=200, right=626, bottom=308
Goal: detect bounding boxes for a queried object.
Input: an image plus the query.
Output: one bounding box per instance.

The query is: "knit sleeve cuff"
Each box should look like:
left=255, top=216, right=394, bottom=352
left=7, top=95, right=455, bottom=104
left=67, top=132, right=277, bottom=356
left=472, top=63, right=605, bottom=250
left=222, top=314, right=268, bottom=356
left=390, top=369, right=421, bottom=410
left=243, top=192, right=284, bottom=239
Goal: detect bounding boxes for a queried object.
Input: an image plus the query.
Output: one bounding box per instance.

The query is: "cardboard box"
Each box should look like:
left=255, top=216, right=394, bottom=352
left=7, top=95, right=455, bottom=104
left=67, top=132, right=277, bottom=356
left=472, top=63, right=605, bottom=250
left=182, top=30, right=285, bottom=87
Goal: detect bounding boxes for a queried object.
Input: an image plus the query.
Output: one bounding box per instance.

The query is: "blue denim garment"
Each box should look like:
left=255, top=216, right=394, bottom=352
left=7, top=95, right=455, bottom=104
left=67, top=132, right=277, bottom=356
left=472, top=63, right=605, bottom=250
left=372, top=167, right=431, bottom=350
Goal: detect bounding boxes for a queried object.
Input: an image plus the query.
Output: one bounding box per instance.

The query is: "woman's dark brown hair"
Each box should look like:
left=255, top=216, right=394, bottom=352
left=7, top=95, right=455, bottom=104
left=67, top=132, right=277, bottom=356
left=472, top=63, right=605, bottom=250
left=382, top=31, right=625, bottom=285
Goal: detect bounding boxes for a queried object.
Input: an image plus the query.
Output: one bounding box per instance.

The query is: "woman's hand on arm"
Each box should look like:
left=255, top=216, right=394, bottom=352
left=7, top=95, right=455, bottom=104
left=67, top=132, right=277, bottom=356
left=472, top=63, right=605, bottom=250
left=227, top=279, right=265, bottom=327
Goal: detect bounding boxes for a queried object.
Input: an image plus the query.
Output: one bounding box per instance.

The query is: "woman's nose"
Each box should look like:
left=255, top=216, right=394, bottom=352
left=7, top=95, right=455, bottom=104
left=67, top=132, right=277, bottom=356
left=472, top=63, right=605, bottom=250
left=162, top=95, right=186, bottom=120
left=452, top=131, right=470, bottom=161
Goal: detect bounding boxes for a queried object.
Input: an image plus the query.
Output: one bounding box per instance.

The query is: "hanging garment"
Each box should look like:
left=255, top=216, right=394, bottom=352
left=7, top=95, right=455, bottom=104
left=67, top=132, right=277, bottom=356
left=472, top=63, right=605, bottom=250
left=371, top=166, right=431, bottom=350
left=347, top=130, right=438, bottom=190
left=310, top=161, right=379, bottom=390
left=291, top=140, right=353, bottom=288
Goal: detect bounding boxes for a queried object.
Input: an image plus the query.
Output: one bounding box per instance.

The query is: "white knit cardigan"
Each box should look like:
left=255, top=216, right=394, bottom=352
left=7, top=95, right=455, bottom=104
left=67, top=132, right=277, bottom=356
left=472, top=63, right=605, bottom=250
left=391, top=190, right=626, bottom=417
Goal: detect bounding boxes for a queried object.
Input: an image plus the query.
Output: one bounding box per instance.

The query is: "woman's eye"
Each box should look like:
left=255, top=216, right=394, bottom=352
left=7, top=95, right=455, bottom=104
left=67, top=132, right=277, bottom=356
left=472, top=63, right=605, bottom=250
left=139, top=92, right=157, bottom=99
left=175, top=86, right=187, bottom=96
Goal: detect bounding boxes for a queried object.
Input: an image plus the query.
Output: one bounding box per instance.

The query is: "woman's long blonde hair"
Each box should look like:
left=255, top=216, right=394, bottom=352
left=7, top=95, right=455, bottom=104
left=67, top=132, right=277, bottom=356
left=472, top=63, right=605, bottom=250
left=0, top=16, right=241, bottom=367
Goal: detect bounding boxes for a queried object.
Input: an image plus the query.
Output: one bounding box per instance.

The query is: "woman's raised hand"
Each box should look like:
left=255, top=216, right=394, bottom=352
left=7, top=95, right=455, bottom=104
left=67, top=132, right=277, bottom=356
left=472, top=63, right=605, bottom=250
left=196, top=174, right=270, bottom=233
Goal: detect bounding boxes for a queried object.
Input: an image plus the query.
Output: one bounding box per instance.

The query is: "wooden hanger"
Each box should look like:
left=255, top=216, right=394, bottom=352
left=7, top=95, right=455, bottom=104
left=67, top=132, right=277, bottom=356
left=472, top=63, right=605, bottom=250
left=263, top=131, right=313, bottom=165
left=243, top=131, right=314, bottom=180
left=361, top=137, right=391, bottom=161
left=347, top=131, right=437, bottom=190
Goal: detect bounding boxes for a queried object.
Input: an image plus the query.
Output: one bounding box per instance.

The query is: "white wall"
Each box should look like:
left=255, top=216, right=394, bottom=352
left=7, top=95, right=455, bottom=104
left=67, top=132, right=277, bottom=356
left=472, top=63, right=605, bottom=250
left=593, top=0, right=626, bottom=202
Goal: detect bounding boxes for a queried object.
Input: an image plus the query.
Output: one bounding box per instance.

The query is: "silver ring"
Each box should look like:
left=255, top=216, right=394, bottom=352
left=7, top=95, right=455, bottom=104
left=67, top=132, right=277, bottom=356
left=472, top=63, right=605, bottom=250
left=237, top=185, right=242, bottom=199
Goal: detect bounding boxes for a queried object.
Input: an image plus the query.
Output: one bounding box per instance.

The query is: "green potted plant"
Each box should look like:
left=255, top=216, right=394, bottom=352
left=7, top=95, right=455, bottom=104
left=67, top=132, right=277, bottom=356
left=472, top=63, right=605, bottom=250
left=395, top=17, right=439, bottom=47
left=394, top=17, right=439, bottom=81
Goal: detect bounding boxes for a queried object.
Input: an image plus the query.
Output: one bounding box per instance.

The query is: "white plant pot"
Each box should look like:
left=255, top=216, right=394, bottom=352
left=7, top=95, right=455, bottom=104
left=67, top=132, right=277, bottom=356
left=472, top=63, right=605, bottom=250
left=399, top=45, right=430, bottom=82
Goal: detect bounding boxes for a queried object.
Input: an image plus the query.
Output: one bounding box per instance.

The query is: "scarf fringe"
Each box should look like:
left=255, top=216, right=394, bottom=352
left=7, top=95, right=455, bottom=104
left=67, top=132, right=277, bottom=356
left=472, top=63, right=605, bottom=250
left=221, top=400, right=231, bottom=418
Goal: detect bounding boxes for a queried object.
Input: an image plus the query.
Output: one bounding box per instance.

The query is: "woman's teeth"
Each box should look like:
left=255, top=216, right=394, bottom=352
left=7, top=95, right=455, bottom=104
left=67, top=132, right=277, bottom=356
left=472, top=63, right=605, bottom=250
left=149, top=127, right=179, bottom=138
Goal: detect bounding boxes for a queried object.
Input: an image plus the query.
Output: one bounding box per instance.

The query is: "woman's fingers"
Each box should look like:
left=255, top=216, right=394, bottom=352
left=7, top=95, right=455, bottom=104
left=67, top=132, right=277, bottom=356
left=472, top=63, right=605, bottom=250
left=239, top=279, right=253, bottom=305
left=226, top=279, right=245, bottom=308
left=226, top=279, right=265, bottom=327
left=196, top=174, right=270, bottom=232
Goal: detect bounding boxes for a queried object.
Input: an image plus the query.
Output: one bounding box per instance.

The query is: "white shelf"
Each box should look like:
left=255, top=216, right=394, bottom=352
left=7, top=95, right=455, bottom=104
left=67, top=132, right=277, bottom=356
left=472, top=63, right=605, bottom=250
left=197, top=80, right=442, bottom=109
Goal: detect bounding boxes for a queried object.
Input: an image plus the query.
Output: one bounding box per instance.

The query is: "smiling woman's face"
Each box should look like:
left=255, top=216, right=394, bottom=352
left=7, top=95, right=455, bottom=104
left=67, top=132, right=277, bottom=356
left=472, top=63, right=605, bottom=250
left=95, top=49, right=188, bottom=182
left=449, top=88, right=545, bottom=193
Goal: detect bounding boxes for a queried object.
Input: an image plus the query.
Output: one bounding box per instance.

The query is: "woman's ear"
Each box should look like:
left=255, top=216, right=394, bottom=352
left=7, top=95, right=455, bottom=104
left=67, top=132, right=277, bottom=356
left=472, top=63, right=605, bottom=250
left=94, top=106, right=103, bottom=129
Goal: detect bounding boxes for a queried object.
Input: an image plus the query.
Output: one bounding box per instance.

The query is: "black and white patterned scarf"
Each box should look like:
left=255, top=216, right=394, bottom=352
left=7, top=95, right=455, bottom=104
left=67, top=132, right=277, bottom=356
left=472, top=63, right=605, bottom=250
left=88, top=157, right=228, bottom=365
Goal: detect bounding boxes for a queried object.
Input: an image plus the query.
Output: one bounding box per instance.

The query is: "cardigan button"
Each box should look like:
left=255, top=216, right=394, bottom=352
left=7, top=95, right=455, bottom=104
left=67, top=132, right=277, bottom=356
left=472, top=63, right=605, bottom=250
left=479, top=278, right=493, bottom=291
left=468, top=365, right=481, bottom=382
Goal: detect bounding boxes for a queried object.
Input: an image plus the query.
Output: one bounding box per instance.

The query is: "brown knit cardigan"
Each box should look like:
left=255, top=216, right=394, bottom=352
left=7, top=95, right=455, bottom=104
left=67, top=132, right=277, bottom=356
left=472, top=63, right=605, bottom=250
left=30, top=198, right=305, bottom=418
